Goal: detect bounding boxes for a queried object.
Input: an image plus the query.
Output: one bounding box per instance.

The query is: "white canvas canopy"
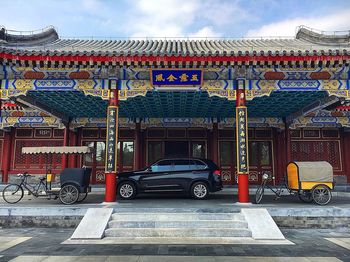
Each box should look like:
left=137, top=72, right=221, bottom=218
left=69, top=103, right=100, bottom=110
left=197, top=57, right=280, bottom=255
left=22, top=146, right=92, bottom=155
left=293, top=161, right=333, bottom=182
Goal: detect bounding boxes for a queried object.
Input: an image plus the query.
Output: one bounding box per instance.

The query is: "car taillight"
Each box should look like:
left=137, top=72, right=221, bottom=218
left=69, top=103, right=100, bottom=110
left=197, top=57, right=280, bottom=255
left=214, top=170, right=221, bottom=176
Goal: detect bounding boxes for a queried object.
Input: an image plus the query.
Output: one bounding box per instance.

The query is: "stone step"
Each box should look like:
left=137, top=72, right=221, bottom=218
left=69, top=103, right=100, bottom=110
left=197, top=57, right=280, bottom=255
left=110, top=213, right=245, bottom=221
left=104, top=228, right=252, bottom=238
left=108, top=220, right=248, bottom=229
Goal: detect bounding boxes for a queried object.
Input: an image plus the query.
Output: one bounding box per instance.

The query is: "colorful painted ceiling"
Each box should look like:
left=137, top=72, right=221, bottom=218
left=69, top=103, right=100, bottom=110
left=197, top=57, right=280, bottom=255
left=22, top=90, right=327, bottom=119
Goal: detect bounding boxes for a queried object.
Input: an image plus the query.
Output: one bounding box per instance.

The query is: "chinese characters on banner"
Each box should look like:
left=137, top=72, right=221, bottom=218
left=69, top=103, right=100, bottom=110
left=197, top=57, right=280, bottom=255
left=236, top=106, right=249, bottom=173
left=105, top=106, right=118, bottom=172
left=151, top=69, right=203, bottom=86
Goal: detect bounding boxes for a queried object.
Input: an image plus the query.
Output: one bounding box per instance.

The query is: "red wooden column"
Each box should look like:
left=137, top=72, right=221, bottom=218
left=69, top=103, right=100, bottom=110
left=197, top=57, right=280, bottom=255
left=105, top=83, right=119, bottom=202
left=2, top=129, right=13, bottom=183
left=61, top=126, right=69, bottom=170
left=212, top=122, right=219, bottom=164
left=134, top=121, right=142, bottom=170
left=236, top=79, right=249, bottom=203
left=284, top=121, right=292, bottom=164
left=68, top=130, right=78, bottom=168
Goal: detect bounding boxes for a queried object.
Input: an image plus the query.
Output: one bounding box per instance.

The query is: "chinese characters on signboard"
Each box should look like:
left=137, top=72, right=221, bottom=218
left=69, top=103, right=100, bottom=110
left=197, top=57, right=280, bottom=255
left=151, top=69, right=203, bottom=86
left=236, top=106, right=249, bottom=174
left=105, top=106, right=118, bottom=173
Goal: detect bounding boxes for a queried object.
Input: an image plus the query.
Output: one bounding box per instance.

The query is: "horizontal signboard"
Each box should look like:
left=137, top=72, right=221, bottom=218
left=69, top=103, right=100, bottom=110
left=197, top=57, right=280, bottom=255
left=151, top=69, right=203, bottom=87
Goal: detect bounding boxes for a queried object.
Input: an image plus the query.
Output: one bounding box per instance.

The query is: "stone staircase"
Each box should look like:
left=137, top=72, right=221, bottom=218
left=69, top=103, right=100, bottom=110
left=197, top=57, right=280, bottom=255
left=104, top=211, right=252, bottom=239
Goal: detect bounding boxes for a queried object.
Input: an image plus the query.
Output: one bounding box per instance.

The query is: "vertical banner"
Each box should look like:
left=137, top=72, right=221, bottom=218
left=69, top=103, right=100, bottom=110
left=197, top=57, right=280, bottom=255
left=236, top=106, right=249, bottom=174
left=105, top=106, right=118, bottom=173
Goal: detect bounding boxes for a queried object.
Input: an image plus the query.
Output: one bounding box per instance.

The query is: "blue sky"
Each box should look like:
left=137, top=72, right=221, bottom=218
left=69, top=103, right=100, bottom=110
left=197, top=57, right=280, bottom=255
left=1, top=0, right=350, bottom=38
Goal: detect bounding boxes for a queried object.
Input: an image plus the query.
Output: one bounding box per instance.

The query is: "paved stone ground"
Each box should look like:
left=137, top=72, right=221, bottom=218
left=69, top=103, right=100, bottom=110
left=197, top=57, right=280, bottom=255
left=0, top=228, right=350, bottom=261
left=0, top=190, right=350, bottom=209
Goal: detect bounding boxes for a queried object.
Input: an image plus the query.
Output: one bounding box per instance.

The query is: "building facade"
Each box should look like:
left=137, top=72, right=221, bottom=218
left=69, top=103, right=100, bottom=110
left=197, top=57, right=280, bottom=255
left=1, top=26, right=350, bottom=201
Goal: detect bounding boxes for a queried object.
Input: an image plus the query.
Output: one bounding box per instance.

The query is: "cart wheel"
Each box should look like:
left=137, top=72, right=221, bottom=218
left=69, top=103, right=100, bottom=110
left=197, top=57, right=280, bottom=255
left=255, top=185, right=264, bottom=204
left=298, top=190, right=313, bottom=203
left=59, top=184, right=79, bottom=205
left=77, top=192, right=88, bottom=203
left=2, top=184, right=24, bottom=204
left=312, top=185, right=332, bottom=205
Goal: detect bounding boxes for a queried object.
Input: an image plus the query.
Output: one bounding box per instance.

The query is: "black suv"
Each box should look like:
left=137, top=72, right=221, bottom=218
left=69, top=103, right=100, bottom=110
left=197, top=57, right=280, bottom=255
left=117, top=158, right=223, bottom=200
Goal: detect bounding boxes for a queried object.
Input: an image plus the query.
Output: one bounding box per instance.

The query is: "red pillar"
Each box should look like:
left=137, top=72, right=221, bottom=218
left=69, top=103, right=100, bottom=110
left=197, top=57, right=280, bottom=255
left=2, top=129, right=13, bottom=183
left=68, top=130, right=78, bottom=168
left=212, top=122, right=219, bottom=164
left=134, top=122, right=141, bottom=170
left=61, top=126, right=69, bottom=171
left=105, top=85, right=119, bottom=202
left=236, top=79, right=249, bottom=203
left=285, top=121, right=292, bottom=164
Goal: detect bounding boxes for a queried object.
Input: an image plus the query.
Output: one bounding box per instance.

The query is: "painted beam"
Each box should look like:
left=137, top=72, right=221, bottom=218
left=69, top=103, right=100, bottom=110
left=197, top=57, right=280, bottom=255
left=286, top=95, right=341, bottom=124
left=14, top=95, right=69, bottom=124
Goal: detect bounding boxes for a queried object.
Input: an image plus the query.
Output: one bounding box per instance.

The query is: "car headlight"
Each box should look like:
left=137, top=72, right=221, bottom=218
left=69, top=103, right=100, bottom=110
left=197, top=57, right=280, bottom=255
left=262, top=173, right=269, bottom=180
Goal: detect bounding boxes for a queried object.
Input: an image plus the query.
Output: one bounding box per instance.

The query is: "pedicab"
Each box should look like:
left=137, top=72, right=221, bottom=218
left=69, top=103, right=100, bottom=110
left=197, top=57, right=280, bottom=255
left=2, top=146, right=93, bottom=205
left=255, top=161, right=334, bottom=205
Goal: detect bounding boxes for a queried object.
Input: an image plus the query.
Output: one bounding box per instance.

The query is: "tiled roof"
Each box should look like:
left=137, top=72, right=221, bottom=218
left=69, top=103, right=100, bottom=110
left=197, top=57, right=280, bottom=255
left=1, top=26, right=349, bottom=57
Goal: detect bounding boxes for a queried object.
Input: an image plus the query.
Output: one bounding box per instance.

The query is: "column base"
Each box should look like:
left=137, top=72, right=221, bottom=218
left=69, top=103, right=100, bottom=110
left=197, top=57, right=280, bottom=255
left=237, top=173, right=250, bottom=203
left=105, top=172, right=117, bottom=202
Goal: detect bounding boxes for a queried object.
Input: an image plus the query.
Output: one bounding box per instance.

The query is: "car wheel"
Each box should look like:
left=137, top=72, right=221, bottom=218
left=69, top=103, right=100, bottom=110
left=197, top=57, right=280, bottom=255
left=118, top=181, right=137, bottom=200
left=191, top=182, right=209, bottom=200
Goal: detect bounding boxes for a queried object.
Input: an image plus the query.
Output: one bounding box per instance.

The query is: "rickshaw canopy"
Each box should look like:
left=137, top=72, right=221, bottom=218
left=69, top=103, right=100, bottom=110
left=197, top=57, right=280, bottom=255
left=22, top=146, right=93, bottom=155
left=288, top=161, right=333, bottom=182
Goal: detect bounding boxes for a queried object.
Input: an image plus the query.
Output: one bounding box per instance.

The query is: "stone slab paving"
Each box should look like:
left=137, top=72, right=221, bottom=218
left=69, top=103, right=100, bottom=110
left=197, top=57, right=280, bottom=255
left=0, top=228, right=349, bottom=261
left=6, top=256, right=344, bottom=262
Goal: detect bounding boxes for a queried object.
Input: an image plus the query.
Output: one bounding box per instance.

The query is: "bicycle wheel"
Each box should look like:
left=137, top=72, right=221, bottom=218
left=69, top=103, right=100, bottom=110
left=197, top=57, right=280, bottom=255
left=255, top=185, right=265, bottom=204
left=2, top=184, right=24, bottom=204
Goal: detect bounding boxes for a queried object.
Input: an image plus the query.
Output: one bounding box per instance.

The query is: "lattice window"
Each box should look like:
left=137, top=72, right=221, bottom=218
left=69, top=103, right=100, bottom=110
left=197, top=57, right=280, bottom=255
left=248, top=129, right=254, bottom=139
left=188, top=129, right=206, bottom=138
left=255, top=129, right=272, bottom=138
left=14, top=140, right=63, bottom=170
left=147, top=129, right=165, bottom=138
left=218, top=129, right=235, bottom=139
left=167, top=129, right=186, bottom=138
left=290, top=130, right=301, bottom=138
left=100, top=128, right=107, bottom=139
left=34, top=129, right=52, bottom=138
left=303, top=130, right=320, bottom=138
left=82, top=129, right=99, bottom=138
left=322, top=130, right=339, bottom=138
left=291, top=141, right=341, bottom=170
left=120, top=129, right=135, bottom=139
left=53, top=129, right=64, bottom=138
left=16, top=129, right=33, bottom=138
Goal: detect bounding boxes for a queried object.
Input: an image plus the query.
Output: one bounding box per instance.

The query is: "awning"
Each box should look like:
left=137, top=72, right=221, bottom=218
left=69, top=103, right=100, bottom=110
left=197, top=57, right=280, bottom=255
left=22, top=146, right=93, bottom=154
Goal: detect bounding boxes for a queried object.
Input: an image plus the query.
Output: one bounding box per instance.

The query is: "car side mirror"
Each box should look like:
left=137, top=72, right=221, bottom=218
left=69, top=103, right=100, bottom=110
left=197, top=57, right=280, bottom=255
left=147, top=167, right=152, bottom=172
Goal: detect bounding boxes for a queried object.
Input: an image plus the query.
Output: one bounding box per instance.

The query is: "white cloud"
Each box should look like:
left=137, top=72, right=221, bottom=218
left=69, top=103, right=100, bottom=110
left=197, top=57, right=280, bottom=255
left=246, top=9, right=350, bottom=37
left=189, top=26, right=222, bottom=38
left=122, top=0, right=250, bottom=38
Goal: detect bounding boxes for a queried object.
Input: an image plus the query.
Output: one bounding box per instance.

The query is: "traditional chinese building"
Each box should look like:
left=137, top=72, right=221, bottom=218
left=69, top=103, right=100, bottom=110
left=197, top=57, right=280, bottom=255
left=1, top=26, right=350, bottom=202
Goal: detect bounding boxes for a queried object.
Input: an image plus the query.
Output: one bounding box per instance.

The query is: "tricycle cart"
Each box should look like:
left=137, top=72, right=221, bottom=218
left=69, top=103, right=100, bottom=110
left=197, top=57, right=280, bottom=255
left=2, top=146, right=93, bottom=205
left=255, top=161, right=334, bottom=205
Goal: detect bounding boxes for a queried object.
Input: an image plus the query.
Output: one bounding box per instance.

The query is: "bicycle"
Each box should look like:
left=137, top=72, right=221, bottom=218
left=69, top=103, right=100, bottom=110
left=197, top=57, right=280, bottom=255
left=255, top=172, right=314, bottom=204
left=2, top=172, right=53, bottom=204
